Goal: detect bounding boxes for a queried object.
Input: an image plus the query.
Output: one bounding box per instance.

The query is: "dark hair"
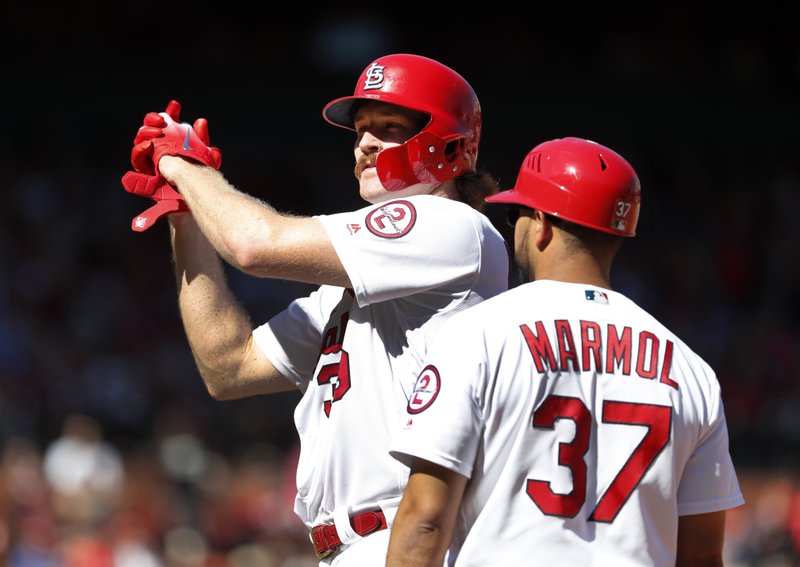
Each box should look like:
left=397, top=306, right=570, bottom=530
left=454, top=170, right=501, bottom=211
left=547, top=214, right=624, bottom=255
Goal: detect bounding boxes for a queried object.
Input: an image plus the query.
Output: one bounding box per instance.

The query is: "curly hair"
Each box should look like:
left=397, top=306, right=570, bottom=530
left=453, top=170, right=501, bottom=211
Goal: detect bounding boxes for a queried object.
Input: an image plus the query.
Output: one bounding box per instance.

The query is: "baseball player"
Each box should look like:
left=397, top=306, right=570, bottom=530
left=387, top=137, right=744, bottom=567
left=120, top=54, right=509, bottom=565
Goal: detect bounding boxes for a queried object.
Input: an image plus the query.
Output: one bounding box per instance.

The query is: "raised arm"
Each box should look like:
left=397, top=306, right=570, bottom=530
left=159, top=156, right=349, bottom=287
left=123, top=101, right=355, bottom=399
left=126, top=99, right=351, bottom=288
left=169, top=213, right=296, bottom=399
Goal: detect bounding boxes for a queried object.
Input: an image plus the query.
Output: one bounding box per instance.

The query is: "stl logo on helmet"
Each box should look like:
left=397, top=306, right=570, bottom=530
left=407, top=365, right=441, bottom=414
left=363, top=63, right=386, bottom=90
left=366, top=200, right=417, bottom=238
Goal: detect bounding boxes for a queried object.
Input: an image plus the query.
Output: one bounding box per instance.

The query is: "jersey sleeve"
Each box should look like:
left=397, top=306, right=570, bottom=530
left=677, top=395, right=745, bottom=516
left=316, top=196, right=488, bottom=307
left=389, top=316, right=484, bottom=477
left=251, top=287, right=331, bottom=389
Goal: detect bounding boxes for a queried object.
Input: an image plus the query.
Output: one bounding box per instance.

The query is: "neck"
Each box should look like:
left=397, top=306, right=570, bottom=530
left=534, top=248, right=613, bottom=289
left=428, top=179, right=458, bottom=200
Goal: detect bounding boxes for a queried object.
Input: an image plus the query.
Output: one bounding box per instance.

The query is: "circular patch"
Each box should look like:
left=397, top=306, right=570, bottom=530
left=407, top=365, right=441, bottom=414
left=365, top=200, right=417, bottom=239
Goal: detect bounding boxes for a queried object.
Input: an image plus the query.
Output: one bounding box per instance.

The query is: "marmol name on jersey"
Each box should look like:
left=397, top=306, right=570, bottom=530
left=520, top=320, right=680, bottom=390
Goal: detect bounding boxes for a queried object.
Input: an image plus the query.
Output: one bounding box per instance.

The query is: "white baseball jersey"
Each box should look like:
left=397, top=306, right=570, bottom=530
left=252, top=195, right=509, bottom=530
left=391, top=280, right=744, bottom=567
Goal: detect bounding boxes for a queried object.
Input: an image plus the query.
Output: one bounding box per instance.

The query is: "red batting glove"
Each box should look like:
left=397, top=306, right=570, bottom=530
left=131, top=100, right=222, bottom=175
left=121, top=170, right=189, bottom=232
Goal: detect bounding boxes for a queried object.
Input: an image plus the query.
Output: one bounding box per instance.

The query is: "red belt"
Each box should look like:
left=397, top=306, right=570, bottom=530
left=310, top=510, right=388, bottom=560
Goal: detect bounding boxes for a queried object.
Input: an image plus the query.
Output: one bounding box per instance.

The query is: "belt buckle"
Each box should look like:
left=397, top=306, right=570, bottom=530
left=310, top=525, right=336, bottom=560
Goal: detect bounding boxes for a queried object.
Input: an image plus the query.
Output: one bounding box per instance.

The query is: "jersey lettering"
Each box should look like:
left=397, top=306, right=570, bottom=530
left=527, top=395, right=672, bottom=522
left=555, top=320, right=579, bottom=371
left=320, top=312, right=349, bottom=353
left=520, top=322, right=557, bottom=372
left=317, top=349, right=351, bottom=417
left=521, top=320, right=680, bottom=390
left=636, top=331, right=659, bottom=379
left=590, top=400, right=671, bottom=521
left=527, top=396, right=589, bottom=517
left=659, top=341, right=679, bottom=389
left=316, top=311, right=352, bottom=417
left=580, top=320, right=602, bottom=371
left=606, top=324, right=633, bottom=374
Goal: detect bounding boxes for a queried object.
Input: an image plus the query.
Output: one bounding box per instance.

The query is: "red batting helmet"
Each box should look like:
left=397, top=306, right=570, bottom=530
left=486, top=137, right=641, bottom=237
left=323, top=53, right=481, bottom=191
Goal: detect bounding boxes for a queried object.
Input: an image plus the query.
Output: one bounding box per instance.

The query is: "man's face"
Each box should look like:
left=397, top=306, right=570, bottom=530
left=352, top=101, right=432, bottom=203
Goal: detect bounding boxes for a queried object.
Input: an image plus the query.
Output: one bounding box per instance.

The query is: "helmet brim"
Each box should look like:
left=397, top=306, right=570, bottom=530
left=323, top=96, right=367, bottom=130
left=485, top=189, right=538, bottom=209
left=323, top=95, right=432, bottom=132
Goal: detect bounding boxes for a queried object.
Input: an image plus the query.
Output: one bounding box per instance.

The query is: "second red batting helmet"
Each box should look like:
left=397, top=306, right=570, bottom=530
left=323, top=53, right=481, bottom=191
left=486, top=137, right=641, bottom=237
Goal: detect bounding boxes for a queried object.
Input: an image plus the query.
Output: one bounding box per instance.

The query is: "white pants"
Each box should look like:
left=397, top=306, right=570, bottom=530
left=322, top=528, right=392, bottom=567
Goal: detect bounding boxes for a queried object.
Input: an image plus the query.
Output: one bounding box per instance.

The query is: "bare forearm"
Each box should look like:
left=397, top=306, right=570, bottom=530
left=676, top=511, right=726, bottom=567
left=159, top=156, right=349, bottom=286
left=161, top=157, right=280, bottom=269
left=386, top=519, right=448, bottom=567
left=170, top=215, right=279, bottom=399
left=387, top=462, right=466, bottom=567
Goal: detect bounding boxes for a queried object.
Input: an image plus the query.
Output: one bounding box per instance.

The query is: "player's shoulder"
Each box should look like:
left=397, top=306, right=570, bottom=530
left=607, top=288, right=718, bottom=378
left=402, top=194, right=477, bottom=218
left=440, top=284, right=530, bottom=330
left=353, top=194, right=490, bottom=220
left=377, top=195, right=499, bottom=238
left=399, top=194, right=489, bottom=218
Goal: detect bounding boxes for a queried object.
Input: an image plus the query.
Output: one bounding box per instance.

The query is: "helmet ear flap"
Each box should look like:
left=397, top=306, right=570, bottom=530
left=445, top=137, right=479, bottom=171
left=443, top=139, right=465, bottom=161
left=377, top=131, right=472, bottom=191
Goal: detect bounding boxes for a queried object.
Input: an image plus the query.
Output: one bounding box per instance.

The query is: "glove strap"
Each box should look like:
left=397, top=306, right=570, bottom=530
left=131, top=199, right=189, bottom=232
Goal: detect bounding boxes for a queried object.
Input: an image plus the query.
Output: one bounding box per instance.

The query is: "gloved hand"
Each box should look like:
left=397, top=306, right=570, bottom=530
left=121, top=171, right=189, bottom=232
left=131, top=99, right=222, bottom=175
left=123, top=100, right=222, bottom=232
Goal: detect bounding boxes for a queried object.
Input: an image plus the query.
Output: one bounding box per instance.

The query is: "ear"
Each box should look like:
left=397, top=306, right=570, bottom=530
left=533, top=210, right=553, bottom=251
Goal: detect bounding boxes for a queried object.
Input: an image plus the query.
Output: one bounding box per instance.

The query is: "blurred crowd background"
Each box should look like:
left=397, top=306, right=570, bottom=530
left=1, top=3, right=799, bottom=566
